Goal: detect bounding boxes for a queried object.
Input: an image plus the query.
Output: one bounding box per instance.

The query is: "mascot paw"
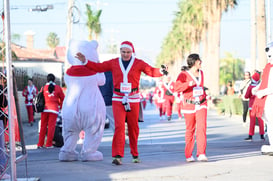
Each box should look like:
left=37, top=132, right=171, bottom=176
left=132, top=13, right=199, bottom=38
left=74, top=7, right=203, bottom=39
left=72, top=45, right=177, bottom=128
left=160, top=65, right=168, bottom=76
left=81, top=151, right=103, bottom=161
left=261, top=145, right=273, bottom=155
left=59, top=151, right=79, bottom=162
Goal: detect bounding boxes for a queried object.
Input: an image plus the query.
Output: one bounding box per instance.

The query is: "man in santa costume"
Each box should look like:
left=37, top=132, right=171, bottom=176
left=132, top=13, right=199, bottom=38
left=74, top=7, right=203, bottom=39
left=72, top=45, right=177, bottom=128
left=76, top=41, right=168, bottom=165
left=252, top=42, right=273, bottom=155
left=163, top=76, right=175, bottom=121
left=154, top=79, right=166, bottom=120
left=174, top=92, right=184, bottom=120
left=59, top=40, right=106, bottom=161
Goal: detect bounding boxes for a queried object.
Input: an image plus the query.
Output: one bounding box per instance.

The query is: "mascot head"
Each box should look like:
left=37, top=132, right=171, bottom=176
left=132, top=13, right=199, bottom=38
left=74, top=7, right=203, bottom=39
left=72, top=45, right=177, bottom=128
left=67, top=39, right=99, bottom=65
left=265, top=42, right=273, bottom=64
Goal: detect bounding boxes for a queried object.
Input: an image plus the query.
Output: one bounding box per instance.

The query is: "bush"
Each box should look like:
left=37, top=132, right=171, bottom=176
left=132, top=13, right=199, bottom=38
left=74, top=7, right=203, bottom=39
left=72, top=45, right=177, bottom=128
left=214, top=95, right=242, bottom=116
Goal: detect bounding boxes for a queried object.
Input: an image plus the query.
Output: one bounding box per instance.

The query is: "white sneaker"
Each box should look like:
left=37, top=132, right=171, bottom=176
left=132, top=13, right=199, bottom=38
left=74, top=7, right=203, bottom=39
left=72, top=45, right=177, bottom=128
left=77, top=138, right=84, bottom=144
left=197, top=154, right=208, bottom=162
left=1, top=173, right=11, bottom=179
left=186, top=156, right=195, bottom=162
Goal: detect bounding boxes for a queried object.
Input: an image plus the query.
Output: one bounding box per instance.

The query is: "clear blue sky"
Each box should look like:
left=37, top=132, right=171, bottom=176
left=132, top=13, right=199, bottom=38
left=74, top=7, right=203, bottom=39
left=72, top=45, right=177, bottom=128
left=3, top=0, right=273, bottom=64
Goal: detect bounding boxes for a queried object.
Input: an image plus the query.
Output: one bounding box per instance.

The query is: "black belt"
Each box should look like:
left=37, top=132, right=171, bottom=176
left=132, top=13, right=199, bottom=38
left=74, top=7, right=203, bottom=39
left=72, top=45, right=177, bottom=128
left=186, top=98, right=206, bottom=105
left=114, top=88, right=138, bottom=93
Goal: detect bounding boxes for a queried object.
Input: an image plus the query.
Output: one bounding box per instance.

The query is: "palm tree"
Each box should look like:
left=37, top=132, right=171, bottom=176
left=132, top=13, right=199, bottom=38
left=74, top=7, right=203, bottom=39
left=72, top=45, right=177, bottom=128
left=202, top=0, right=238, bottom=96
left=250, top=0, right=257, bottom=71
left=46, top=32, right=60, bottom=49
left=256, top=0, right=266, bottom=70
left=85, top=4, right=102, bottom=40
left=157, top=0, right=238, bottom=95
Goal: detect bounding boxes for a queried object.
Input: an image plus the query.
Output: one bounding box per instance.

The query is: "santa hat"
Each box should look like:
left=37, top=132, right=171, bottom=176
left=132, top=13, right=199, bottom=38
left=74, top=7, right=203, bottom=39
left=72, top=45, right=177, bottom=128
left=120, top=41, right=135, bottom=54
left=252, top=72, right=260, bottom=82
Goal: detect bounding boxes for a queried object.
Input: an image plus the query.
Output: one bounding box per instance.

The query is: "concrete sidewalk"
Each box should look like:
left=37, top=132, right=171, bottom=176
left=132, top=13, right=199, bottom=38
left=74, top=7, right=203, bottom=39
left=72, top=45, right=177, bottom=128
left=13, top=103, right=273, bottom=181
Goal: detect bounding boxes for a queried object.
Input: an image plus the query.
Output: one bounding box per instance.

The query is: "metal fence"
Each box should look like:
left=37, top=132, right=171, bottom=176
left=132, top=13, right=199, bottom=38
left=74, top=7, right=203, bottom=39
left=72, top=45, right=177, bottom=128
left=13, top=68, right=61, bottom=91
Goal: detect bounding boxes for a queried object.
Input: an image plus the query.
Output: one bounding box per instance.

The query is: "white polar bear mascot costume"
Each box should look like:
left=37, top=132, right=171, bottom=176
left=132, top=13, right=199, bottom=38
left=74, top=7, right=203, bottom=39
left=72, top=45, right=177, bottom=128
left=252, top=42, right=273, bottom=155
left=59, top=40, right=106, bottom=161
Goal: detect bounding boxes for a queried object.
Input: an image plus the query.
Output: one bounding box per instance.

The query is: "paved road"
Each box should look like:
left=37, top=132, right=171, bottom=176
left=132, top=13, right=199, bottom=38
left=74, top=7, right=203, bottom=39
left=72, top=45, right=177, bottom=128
left=13, top=103, right=273, bottom=181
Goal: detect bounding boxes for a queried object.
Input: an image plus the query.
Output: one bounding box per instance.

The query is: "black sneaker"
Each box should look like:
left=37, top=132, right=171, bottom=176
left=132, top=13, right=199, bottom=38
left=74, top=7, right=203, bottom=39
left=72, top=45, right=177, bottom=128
left=261, top=135, right=265, bottom=141
left=244, top=136, right=253, bottom=141
left=132, top=156, right=141, bottom=163
left=104, top=122, right=110, bottom=129
left=167, top=116, right=172, bottom=121
left=112, top=156, right=122, bottom=165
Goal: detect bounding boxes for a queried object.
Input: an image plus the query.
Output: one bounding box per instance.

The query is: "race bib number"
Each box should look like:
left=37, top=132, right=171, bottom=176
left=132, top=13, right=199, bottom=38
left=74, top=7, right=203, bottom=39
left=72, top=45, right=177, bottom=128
left=28, top=94, right=33, bottom=100
left=120, top=82, right=132, bottom=93
left=193, top=86, right=203, bottom=97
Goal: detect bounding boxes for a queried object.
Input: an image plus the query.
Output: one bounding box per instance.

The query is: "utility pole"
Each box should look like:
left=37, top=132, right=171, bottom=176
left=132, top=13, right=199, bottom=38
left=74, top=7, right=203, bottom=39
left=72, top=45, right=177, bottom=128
left=64, top=0, right=74, bottom=72
left=267, top=0, right=271, bottom=43
left=257, top=0, right=267, bottom=70
left=250, top=0, right=257, bottom=70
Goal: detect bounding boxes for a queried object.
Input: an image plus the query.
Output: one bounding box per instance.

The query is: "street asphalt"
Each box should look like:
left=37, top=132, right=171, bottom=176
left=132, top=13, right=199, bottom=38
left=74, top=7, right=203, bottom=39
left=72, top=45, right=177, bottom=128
left=9, top=103, right=273, bottom=181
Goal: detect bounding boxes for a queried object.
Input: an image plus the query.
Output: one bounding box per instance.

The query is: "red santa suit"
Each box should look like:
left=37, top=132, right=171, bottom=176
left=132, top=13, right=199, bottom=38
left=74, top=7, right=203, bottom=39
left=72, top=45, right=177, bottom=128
left=163, top=79, right=175, bottom=120
left=84, top=51, right=163, bottom=158
left=154, top=82, right=166, bottom=119
left=175, top=92, right=184, bottom=119
left=175, top=69, right=207, bottom=159
left=22, top=84, right=38, bottom=124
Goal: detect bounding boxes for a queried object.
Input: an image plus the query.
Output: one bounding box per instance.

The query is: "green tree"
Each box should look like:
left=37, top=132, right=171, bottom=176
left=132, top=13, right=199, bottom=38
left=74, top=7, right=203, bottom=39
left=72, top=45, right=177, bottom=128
left=46, top=32, right=60, bottom=49
left=0, top=42, right=18, bottom=60
left=156, top=0, right=238, bottom=95
left=219, top=52, right=244, bottom=86
left=11, top=33, right=21, bottom=43
left=86, top=4, right=102, bottom=40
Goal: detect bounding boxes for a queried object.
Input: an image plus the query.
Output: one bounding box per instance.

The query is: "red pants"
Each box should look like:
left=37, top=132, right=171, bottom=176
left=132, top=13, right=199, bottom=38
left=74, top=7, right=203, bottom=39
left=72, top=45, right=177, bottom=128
left=165, top=95, right=174, bottom=116
left=142, top=100, right=147, bottom=109
left=249, top=110, right=265, bottom=136
left=26, top=105, right=34, bottom=123
left=176, top=102, right=183, bottom=118
left=38, top=112, right=58, bottom=147
left=112, top=101, right=139, bottom=157
left=158, top=102, right=166, bottom=116
left=184, top=108, right=207, bottom=158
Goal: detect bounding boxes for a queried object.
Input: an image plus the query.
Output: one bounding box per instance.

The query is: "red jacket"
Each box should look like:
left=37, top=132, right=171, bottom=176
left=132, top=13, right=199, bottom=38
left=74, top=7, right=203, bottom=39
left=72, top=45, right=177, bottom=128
left=154, top=85, right=165, bottom=103
left=22, top=85, right=38, bottom=106
left=163, top=81, right=175, bottom=98
left=175, top=70, right=207, bottom=113
left=244, top=82, right=259, bottom=108
left=85, top=57, right=163, bottom=100
left=42, top=83, right=65, bottom=114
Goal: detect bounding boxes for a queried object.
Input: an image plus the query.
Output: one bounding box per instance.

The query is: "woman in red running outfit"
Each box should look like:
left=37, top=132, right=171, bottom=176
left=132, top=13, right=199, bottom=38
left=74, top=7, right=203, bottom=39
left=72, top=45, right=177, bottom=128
left=37, top=74, right=65, bottom=148
left=175, top=53, right=208, bottom=162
